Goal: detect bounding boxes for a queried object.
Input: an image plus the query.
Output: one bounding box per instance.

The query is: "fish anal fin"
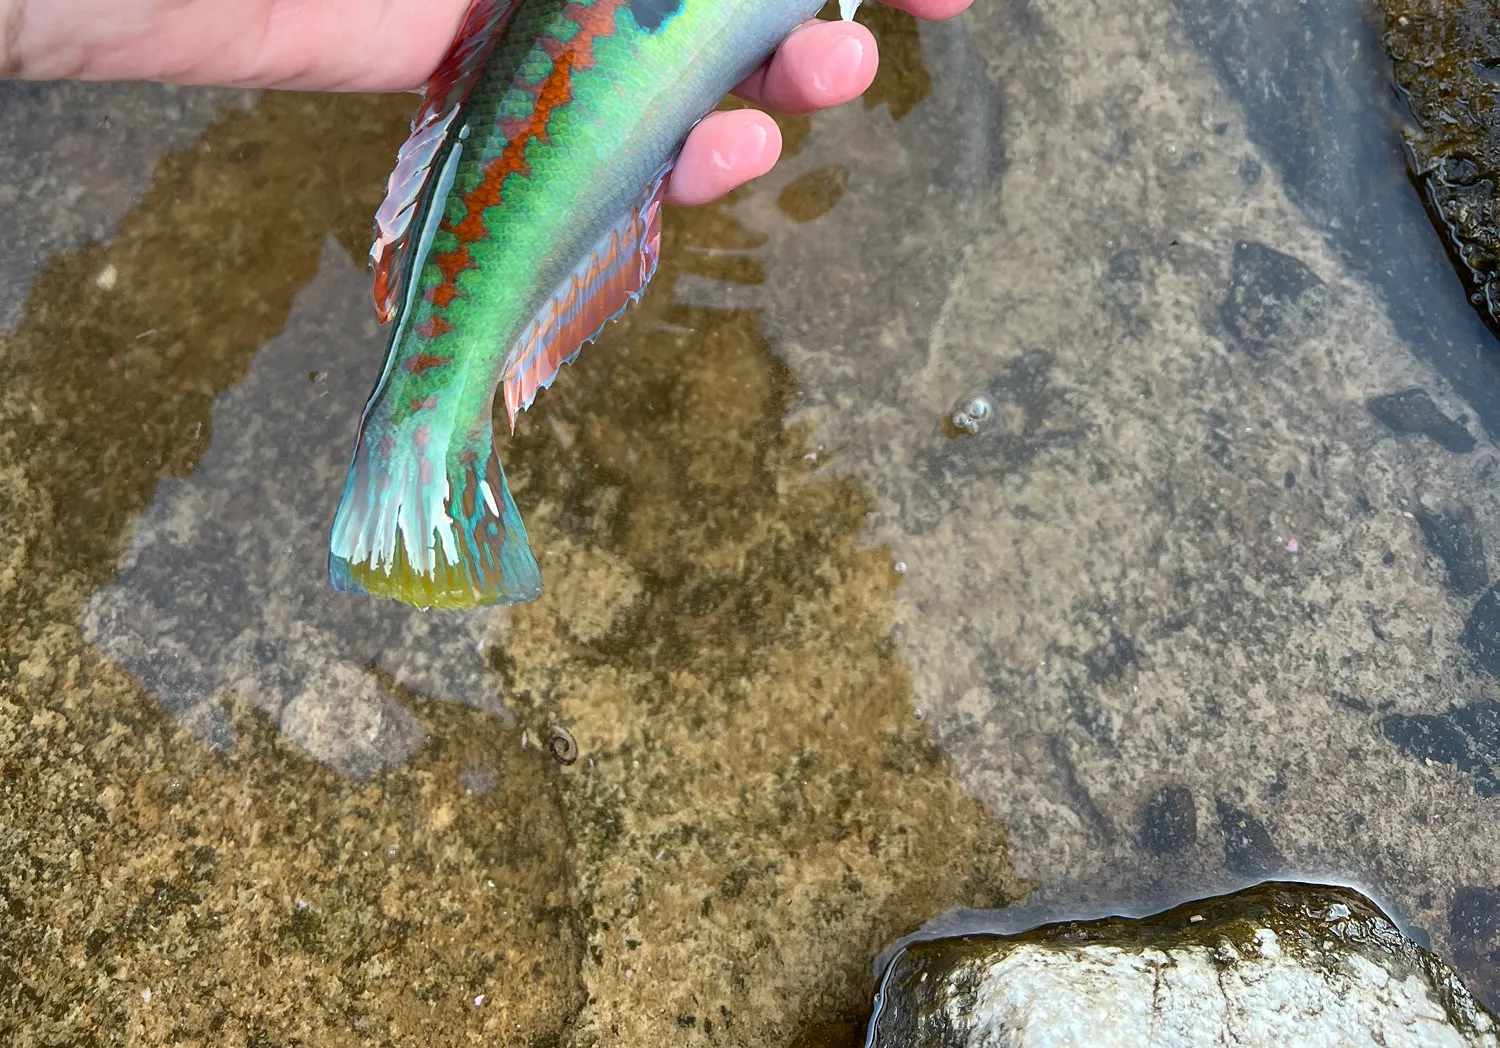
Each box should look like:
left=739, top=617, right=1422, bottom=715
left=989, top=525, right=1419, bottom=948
left=501, top=165, right=673, bottom=430
left=371, top=0, right=526, bottom=322
left=329, top=429, right=543, bottom=610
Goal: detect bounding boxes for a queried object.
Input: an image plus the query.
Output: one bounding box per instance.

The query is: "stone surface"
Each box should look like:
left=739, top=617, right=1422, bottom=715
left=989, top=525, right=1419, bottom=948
left=868, top=883, right=1500, bottom=1047
left=80, top=240, right=499, bottom=778
left=7, top=0, right=1500, bottom=1043
left=0, top=81, right=244, bottom=332
left=750, top=0, right=1500, bottom=1013
left=0, top=16, right=1026, bottom=1047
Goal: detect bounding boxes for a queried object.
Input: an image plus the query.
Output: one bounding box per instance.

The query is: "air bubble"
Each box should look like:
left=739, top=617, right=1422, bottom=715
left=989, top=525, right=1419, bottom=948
left=948, top=393, right=996, bottom=437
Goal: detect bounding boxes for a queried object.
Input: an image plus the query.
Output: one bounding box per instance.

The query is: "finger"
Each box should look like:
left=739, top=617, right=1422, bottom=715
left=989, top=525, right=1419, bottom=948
left=7, top=0, right=472, bottom=91
left=664, top=108, right=783, bottom=207
left=879, top=0, right=974, bottom=18
left=734, top=19, right=878, bottom=115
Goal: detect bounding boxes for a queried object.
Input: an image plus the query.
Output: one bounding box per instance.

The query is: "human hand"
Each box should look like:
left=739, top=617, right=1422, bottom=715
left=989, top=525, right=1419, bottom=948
left=4, top=0, right=972, bottom=206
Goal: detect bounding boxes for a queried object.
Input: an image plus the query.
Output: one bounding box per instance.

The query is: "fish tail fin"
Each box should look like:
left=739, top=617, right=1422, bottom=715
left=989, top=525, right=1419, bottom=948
left=839, top=0, right=863, bottom=19
left=328, top=424, right=542, bottom=610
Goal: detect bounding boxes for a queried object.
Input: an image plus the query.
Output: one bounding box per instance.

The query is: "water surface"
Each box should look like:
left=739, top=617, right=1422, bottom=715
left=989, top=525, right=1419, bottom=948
left=5, top=0, right=1500, bottom=1043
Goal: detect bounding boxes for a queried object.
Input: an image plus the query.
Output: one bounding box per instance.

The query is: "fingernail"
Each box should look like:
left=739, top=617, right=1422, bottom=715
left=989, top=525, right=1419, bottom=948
left=809, top=30, right=867, bottom=97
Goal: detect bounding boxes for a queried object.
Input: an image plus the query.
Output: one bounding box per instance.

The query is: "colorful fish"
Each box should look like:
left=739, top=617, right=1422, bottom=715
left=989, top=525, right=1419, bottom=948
left=329, top=0, right=863, bottom=610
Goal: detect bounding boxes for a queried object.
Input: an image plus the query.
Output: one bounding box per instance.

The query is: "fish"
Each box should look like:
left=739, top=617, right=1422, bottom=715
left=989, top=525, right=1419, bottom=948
left=328, top=0, right=865, bottom=610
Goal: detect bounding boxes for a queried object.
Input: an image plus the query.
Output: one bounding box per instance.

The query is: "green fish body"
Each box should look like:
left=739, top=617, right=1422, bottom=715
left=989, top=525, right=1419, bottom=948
left=330, top=0, right=860, bottom=609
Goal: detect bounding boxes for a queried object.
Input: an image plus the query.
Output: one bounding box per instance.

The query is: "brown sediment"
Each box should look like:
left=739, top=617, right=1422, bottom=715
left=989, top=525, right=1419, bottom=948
left=0, top=656, right=589, bottom=1046
left=2, top=12, right=1024, bottom=1044
left=488, top=135, right=1025, bottom=1046
left=778, top=166, right=851, bottom=223
left=855, top=3, right=935, bottom=120
left=0, top=92, right=590, bottom=1048
left=0, top=91, right=411, bottom=599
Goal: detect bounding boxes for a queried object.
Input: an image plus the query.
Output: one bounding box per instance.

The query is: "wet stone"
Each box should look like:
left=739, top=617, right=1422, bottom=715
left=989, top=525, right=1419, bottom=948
left=1451, top=888, right=1500, bottom=954
left=1215, top=799, right=1286, bottom=877
left=867, top=883, right=1500, bottom=1047
left=1461, top=586, right=1500, bottom=679
left=1383, top=0, right=1500, bottom=335
left=767, top=0, right=1500, bottom=1016
left=1082, top=630, right=1140, bottom=685
left=1218, top=240, right=1327, bottom=358
left=1452, top=887, right=1500, bottom=1008
left=1367, top=389, right=1477, bottom=453
left=1139, top=785, right=1197, bottom=856
left=1382, top=699, right=1500, bottom=798
left=1098, top=248, right=1147, bottom=334
left=1416, top=506, right=1490, bottom=597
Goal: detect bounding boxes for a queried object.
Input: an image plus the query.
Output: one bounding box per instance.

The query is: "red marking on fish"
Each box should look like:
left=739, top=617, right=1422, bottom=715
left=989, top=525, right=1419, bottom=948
left=547, top=0, right=628, bottom=70
left=426, top=43, right=567, bottom=307
left=406, top=353, right=452, bottom=375
left=368, top=0, right=524, bottom=323
left=416, top=316, right=456, bottom=340
left=372, top=249, right=400, bottom=325
left=425, top=0, right=628, bottom=309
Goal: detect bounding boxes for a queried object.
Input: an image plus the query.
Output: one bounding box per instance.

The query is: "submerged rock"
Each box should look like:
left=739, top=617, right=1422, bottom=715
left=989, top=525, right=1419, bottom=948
left=1384, top=0, right=1500, bottom=335
left=867, top=882, right=1499, bottom=1047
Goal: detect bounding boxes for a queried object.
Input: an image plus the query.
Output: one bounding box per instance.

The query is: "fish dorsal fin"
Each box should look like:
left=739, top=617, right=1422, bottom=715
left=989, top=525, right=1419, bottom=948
left=370, top=0, right=525, bottom=323
left=501, top=164, right=674, bottom=430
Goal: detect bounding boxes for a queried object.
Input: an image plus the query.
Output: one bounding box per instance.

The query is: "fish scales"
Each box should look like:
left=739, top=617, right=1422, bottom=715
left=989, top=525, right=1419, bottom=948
left=329, top=0, right=855, bottom=609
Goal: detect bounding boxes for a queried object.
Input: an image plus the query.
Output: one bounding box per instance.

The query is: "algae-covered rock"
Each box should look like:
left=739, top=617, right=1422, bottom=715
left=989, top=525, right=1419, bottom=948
left=1384, top=0, right=1500, bottom=333
left=867, top=882, right=1499, bottom=1047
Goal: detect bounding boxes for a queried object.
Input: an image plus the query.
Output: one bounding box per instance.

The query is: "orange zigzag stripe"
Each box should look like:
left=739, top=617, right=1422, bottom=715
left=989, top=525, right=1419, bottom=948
left=425, top=0, right=630, bottom=312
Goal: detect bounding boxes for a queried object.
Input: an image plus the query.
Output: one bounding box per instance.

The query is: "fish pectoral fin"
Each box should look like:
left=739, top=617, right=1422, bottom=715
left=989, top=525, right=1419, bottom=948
left=839, top=0, right=863, bottom=20
left=328, top=427, right=543, bottom=610
left=500, top=161, right=675, bottom=431
left=370, top=0, right=526, bottom=323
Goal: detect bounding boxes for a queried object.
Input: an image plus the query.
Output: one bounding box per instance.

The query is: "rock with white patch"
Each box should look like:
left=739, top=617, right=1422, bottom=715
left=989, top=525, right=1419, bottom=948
left=867, top=883, right=1499, bottom=1047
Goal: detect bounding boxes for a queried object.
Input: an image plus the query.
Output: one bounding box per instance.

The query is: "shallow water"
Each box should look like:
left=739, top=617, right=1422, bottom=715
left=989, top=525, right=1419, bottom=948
left=5, top=0, right=1500, bottom=1043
